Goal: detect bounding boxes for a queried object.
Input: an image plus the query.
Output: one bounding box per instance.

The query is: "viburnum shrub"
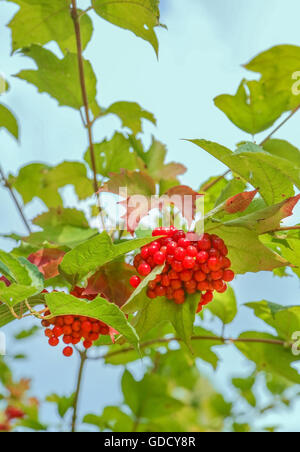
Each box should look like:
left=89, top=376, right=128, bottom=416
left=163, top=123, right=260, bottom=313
left=131, top=227, right=234, bottom=312
left=1, top=0, right=300, bottom=434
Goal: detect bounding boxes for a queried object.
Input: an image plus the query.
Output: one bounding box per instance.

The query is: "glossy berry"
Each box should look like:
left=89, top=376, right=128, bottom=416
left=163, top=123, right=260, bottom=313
left=223, top=270, right=235, bottom=282
left=130, top=275, right=141, bottom=288
left=63, top=346, right=73, bottom=357
left=154, top=251, right=166, bottom=265
left=138, top=262, right=151, bottom=276
left=48, top=336, right=59, bottom=347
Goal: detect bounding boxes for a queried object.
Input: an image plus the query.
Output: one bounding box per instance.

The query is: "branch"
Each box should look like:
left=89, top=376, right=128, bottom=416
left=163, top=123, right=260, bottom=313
left=268, top=225, right=300, bottom=234
left=0, top=165, right=31, bottom=234
left=70, top=0, right=105, bottom=230
left=89, top=335, right=287, bottom=361
left=259, top=104, right=300, bottom=147
left=203, top=103, right=300, bottom=192
left=71, top=350, right=87, bottom=433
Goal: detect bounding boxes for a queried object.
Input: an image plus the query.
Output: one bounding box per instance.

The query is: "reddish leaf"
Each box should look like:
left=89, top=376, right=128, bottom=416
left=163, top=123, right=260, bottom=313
left=82, top=262, right=137, bottom=307
left=28, top=249, right=65, bottom=279
left=98, top=169, right=156, bottom=197
left=224, top=189, right=258, bottom=214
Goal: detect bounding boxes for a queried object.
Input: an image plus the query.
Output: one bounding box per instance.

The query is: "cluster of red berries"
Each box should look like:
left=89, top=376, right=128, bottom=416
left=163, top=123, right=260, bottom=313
left=41, top=288, right=111, bottom=357
left=0, top=406, right=24, bottom=432
left=130, top=227, right=234, bottom=312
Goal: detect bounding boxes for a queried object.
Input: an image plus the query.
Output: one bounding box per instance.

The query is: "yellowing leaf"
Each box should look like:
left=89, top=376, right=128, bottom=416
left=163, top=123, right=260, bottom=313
left=0, top=104, right=19, bottom=140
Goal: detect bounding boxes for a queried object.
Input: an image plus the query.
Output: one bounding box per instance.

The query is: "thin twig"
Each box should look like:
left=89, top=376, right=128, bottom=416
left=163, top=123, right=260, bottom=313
left=0, top=165, right=31, bottom=234
left=268, top=225, right=300, bottom=234
left=70, top=0, right=106, bottom=231
left=71, top=350, right=87, bottom=433
left=89, top=335, right=288, bottom=361
left=260, top=104, right=300, bottom=147
left=203, top=103, right=300, bottom=192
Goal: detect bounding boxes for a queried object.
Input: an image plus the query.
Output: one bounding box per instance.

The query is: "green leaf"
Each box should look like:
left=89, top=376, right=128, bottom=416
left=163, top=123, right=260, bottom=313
left=44, top=292, right=139, bottom=346
left=15, top=45, right=99, bottom=115
left=0, top=296, right=42, bottom=327
left=7, top=0, right=93, bottom=54
left=33, top=208, right=90, bottom=229
left=232, top=376, right=256, bottom=407
left=205, top=224, right=288, bottom=274
left=263, top=139, right=300, bottom=168
left=84, top=407, right=134, bottom=432
left=24, top=226, right=97, bottom=250
left=245, top=301, right=300, bottom=342
left=0, top=104, right=19, bottom=140
left=235, top=331, right=300, bottom=384
left=14, top=325, right=40, bottom=340
left=46, top=393, right=75, bottom=419
left=190, top=140, right=299, bottom=205
left=244, top=45, right=300, bottom=109
left=11, top=162, right=94, bottom=207
left=123, top=291, right=198, bottom=349
left=84, top=133, right=139, bottom=177
left=59, top=231, right=159, bottom=284
left=0, top=252, right=44, bottom=307
left=105, top=102, right=156, bottom=135
left=122, top=370, right=183, bottom=419
left=92, top=0, right=161, bottom=56
left=207, top=286, right=237, bottom=325
left=214, top=79, right=289, bottom=134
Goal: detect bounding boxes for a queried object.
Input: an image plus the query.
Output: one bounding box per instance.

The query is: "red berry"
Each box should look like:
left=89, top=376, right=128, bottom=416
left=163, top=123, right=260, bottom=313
left=180, top=270, right=193, bottom=282
left=223, top=270, right=234, bottom=282
left=172, top=260, right=183, bottom=272
left=45, top=328, right=53, bottom=338
left=201, top=291, right=214, bottom=305
left=5, top=406, right=24, bottom=420
left=83, top=340, right=92, bottom=349
left=213, top=280, right=227, bottom=293
left=81, top=321, right=92, bottom=333
left=48, top=336, right=59, bottom=347
left=194, top=271, right=206, bottom=282
left=171, top=280, right=182, bottom=290
left=155, top=285, right=166, bottom=297
left=174, top=247, right=186, bottom=261
left=64, top=316, right=74, bottom=325
left=72, top=321, right=82, bottom=332
left=209, top=248, right=220, bottom=258
left=211, top=270, right=224, bottom=281
left=167, top=241, right=177, bottom=254
left=63, top=346, right=73, bottom=357
left=185, top=280, right=197, bottom=290
left=147, top=289, right=156, bottom=299
left=169, top=270, right=179, bottom=280
left=141, top=246, right=149, bottom=259
left=173, top=230, right=186, bottom=241
left=148, top=242, right=160, bottom=255
left=130, top=275, right=141, bottom=288
left=138, top=262, right=151, bottom=276
left=182, top=256, right=195, bottom=269
left=201, top=263, right=210, bottom=274
left=53, top=326, right=63, bottom=337
left=63, top=325, right=72, bottom=336
left=197, top=234, right=211, bottom=251
left=161, top=275, right=170, bottom=287
left=152, top=228, right=162, bottom=237
left=196, top=251, right=208, bottom=264
left=212, top=237, right=224, bottom=251
left=63, top=335, right=72, bottom=344
left=208, top=257, right=221, bottom=272
left=178, top=238, right=190, bottom=248
left=153, top=251, right=166, bottom=265
left=186, top=245, right=197, bottom=257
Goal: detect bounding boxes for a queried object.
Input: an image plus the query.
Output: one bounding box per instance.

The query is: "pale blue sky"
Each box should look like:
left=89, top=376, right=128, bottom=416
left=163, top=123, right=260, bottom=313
left=1, top=0, right=300, bottom=431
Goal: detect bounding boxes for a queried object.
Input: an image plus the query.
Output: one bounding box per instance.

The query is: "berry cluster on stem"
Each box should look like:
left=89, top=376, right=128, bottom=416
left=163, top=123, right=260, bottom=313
left=130, top=227, right=235, bottom=312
